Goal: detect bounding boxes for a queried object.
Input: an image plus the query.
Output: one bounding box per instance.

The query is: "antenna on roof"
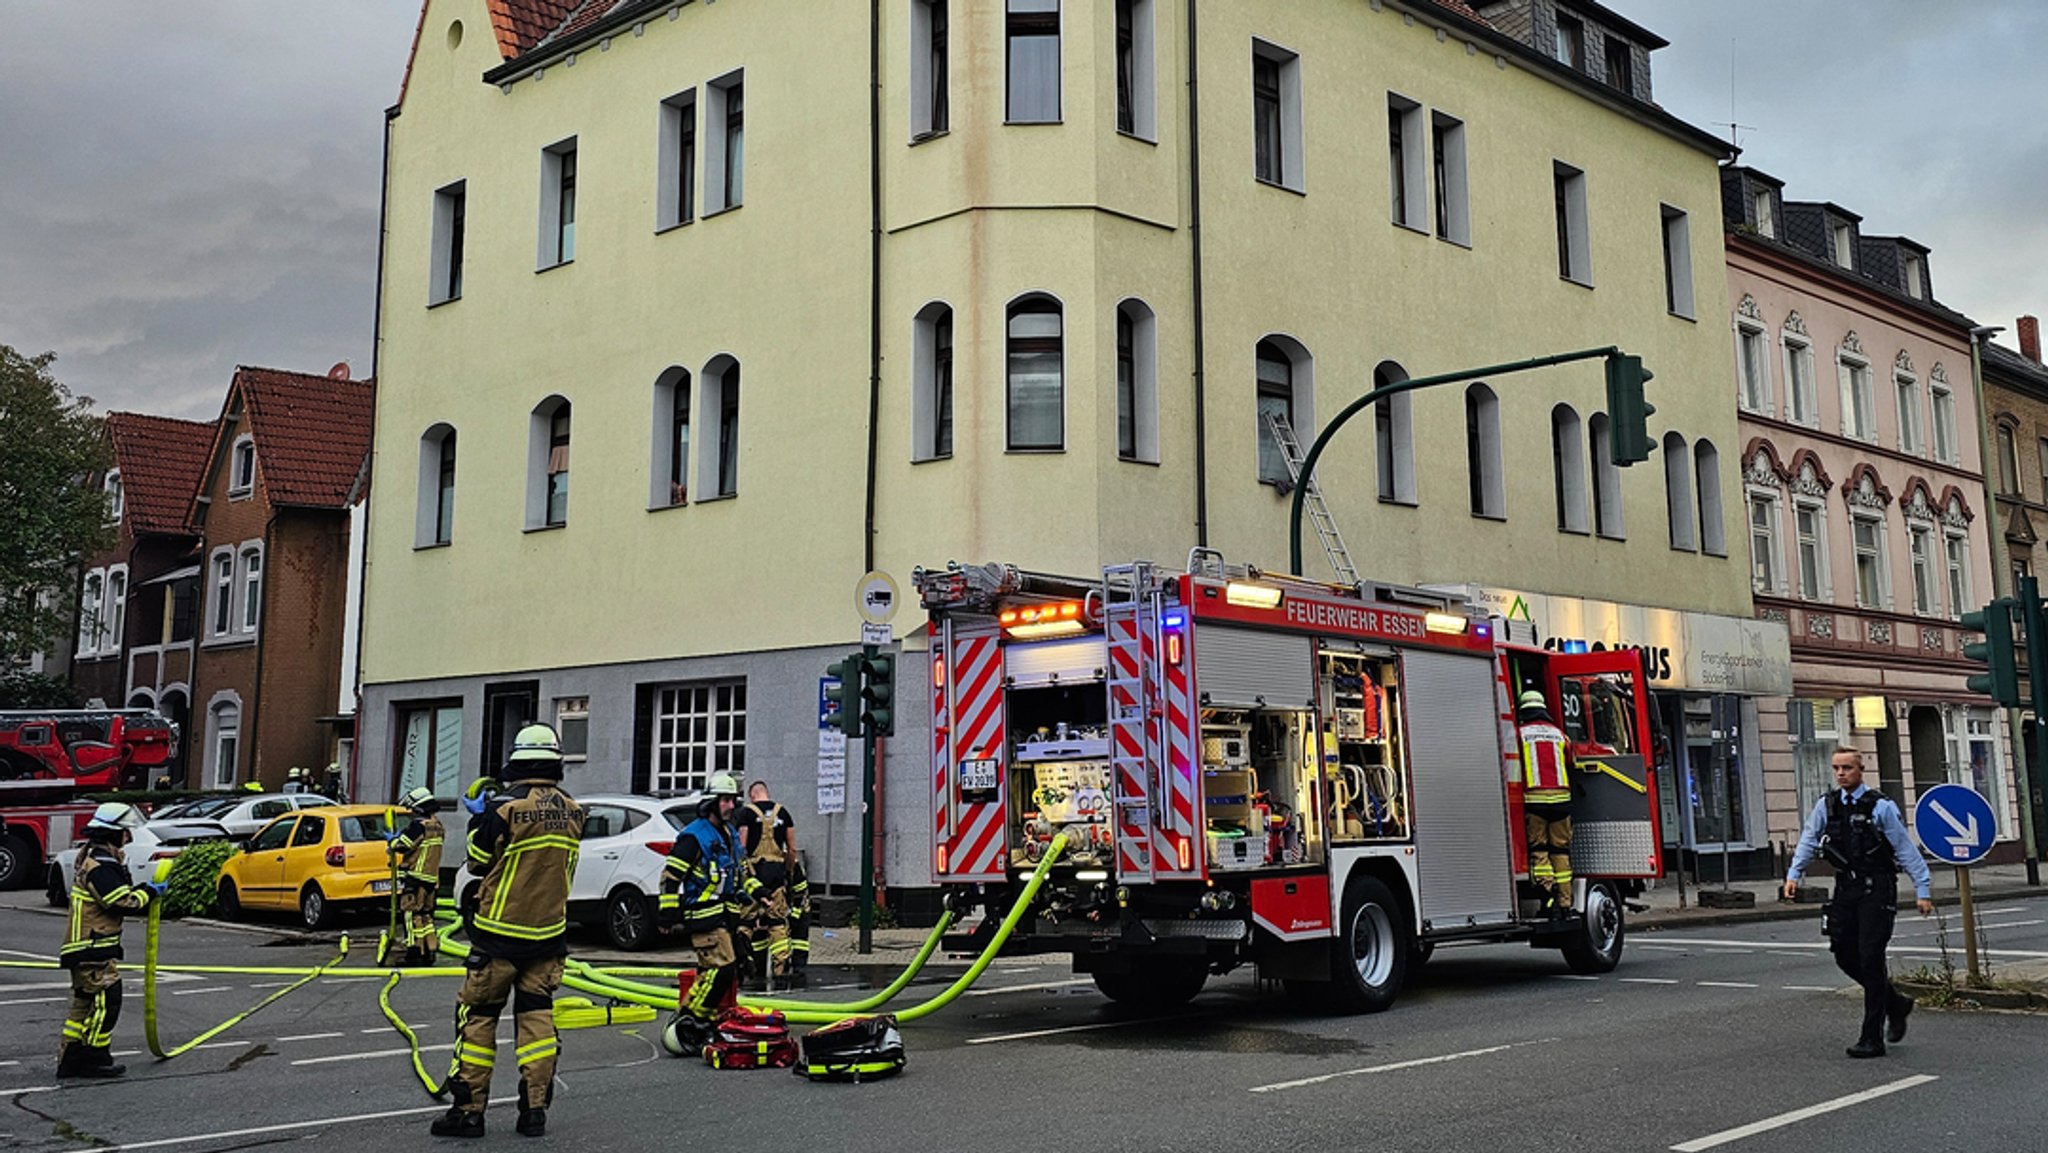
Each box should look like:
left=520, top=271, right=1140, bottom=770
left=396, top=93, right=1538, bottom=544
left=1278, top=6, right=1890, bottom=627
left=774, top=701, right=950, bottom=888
left=328, top=362, right=351, bottom=381
left=1711, top=37, right=1758, bottom=153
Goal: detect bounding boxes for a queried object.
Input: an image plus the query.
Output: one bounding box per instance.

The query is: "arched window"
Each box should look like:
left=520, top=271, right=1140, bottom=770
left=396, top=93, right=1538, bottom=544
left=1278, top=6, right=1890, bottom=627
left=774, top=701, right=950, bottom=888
left=1663, top=432, right=1695, bottom=550
left=240, top=545, right=262, bottom=633
left=1117, top=298, right=1158, bottom=463
left=1589, top=412, right=1624, bottom=538
left=1695, top=439, right=1725, bottom=555
left=1007, top=295, right=1064, bottom=450
left=1552, top=404, right=1588, bottom=533
left=650, top=369, right=692, bottom=507
left=527, top=396, right=571, bottom=529
left=209, top=548, right=235, bottom=637
left=102, top=566, right=127, bottom=654
left=416, top=423, right=457, bottom=545
left=77, top=571, right=103, bottom=656
left=1466, top=383, right=1503, bottom=519
left=229, top=435, right=257, bottom=497
left=1254, top=335, right=1314, bottom=486
left=912, top=304, right=954, bottom=462
left=700, top=355, right=741, bottom=498
left=1373, top=361, right=1416, bottom=504
left=104, top=470, right=123, bottom=524
left=1996, top=421, right=2020, bottom=495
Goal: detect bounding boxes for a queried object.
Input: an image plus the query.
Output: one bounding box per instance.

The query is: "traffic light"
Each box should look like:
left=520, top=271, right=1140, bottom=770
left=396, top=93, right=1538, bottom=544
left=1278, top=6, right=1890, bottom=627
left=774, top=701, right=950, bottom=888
left=1605, top=353, right=1658, bottom=465
left=860, top=651, right=896, bottom=737
left=825, top=654, right=865, bottom=738
left=1961, top=598, right=2022, bottom=706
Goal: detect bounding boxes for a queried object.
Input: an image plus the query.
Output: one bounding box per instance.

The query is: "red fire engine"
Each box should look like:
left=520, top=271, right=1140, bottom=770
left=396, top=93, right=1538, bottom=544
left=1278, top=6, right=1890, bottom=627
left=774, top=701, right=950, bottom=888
left=0, top=709, right=179, bottom=790
left=915, top=551, right=1662, bottom=1013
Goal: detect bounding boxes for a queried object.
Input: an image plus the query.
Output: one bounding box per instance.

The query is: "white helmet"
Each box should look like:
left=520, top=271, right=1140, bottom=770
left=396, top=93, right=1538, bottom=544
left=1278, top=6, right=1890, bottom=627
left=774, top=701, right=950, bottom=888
left=400, top=786, right=437, bottom=812
left=85, top=802, right=145, bottom=838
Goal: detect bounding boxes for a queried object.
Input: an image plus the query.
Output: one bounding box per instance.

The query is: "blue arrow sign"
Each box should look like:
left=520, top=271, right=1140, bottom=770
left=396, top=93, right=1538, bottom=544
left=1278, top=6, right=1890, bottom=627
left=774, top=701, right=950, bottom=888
left=819, top=676, right=842, bottom=731
left=1913, top=782, right=1997, bottom=866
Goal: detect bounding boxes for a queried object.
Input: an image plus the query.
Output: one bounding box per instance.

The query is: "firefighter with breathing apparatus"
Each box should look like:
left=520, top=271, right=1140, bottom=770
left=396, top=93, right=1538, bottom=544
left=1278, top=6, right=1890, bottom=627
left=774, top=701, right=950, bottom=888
left=56, top=802, right=161, bottom=1078
left=388, top=785, right=446, bottom=967
left=660, top=772, right=765, bottom=1044
left=737, top=780, right=797, bottom=987
left=432, top=723, right=584, bottom=1139
left=1517, top=689, right=1576, bottom=914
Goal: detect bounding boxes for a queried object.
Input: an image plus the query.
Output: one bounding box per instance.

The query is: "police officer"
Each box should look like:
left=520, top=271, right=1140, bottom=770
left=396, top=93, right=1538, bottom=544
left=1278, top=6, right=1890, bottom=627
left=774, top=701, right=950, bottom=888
left=432, top=724, right=584, bottom=1139
left=1785, top=746, right=1934, bottom=1058
left=736, top=781, right=797, bottom=988
left=1516, top=689, right=1576, bottom=914
left=57, top=803, right=162, bottom=1078
left=661, top=773, right=765, bottom=1034
left=389, top=786, right=446, bottom=967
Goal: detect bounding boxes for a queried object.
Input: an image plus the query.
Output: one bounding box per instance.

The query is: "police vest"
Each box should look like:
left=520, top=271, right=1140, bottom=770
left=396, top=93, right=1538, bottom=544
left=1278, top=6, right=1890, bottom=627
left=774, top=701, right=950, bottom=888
left=1520, top=721, right=1572, bottom=802
left=1823, top=790, right=1895, bottom=879
left=744, top=802, right=787, bottom=864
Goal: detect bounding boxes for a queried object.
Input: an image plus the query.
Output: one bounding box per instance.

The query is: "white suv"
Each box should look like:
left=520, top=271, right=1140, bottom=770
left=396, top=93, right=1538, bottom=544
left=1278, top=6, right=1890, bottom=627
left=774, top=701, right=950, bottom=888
left=567, top=792, right=704, bottom=951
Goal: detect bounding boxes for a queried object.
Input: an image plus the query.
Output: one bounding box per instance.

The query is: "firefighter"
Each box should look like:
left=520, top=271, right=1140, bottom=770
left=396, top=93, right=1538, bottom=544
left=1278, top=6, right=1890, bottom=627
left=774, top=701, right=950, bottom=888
left=787, top=853, right=812, bottom=981
left=388, top=786, right=446, bottom=967
left=56, top=802, right=161, bottom=1079
left=737, top=780, right=797, bottom=987
left=1517, top=689, right=1576, bottom=914
left=660, top=772, right=766, bottom=1034
left=431, top=723, right=584, bottom=1140
left=282, top=766, right=307, bottom=795
left=1784, top=746, right=1934, bottom=1058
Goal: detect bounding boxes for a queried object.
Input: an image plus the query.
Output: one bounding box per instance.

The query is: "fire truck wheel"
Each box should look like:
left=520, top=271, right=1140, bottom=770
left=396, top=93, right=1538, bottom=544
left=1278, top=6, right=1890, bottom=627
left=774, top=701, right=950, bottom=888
left=1559, top=881, right=1625, bottom=975
left=0, top=834, right=29, bottom=890
left=1328, top=874, right=1409, bottom=1014
left=1091, top=960, right=1206, bottom=1009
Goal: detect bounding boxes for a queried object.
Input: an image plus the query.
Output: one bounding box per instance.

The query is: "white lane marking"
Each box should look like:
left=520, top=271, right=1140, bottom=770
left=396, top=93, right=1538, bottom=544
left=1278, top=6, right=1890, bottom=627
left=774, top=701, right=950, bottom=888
left=1250, top=1038, right=1559, bottom=1094
left=1898, top=918, right=2044, bottom=939
left=1648, top=935, right=2048, bottom=959
left=1620, top=978, right=1678, bottom=985
left=0, top=996, right=67, bottom=1006
left=1697, top=981, right=1759, bottom=989
left=1782, top=985, right=1838, bottom=992
left=0, top=949, right=59, bottom=960
left=1, top=1084, right=59, bottom=1096
left=90, top=1095, right=517, bottom=1152
left=1971, top=906, right=2028, bottom=916
left=291, top=1042, right=454, bottom=1066
left=966, top=1016, right=1189, bottom=1046
left=171, top=986, right=235, bottom=996
left=1669, top=1074, right=1938, bottom=1151
left=1550, top=974, right=1601, bottom=981
left=1768, top=951, right=1814, bottom=958
left=275, top=1031, right=346, bottom=1043
left=3, top=973, right=196, bottom=993
left=249, top=981, right=295, bottom=989
left=1635, top=944, right=1692, bottom=952
left=109, top=1041, right=244, bottom=1058
left=966, top=978, right=1096, bottom=997
left=1706, top=949, right=1755, bottom=956
left=0, top=1060, right=18, bottom=1067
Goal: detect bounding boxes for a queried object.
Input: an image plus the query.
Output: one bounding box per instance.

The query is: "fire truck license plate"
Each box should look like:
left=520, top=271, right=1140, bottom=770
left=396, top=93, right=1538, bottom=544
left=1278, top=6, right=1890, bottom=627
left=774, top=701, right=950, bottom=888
left=959, top=759, right=999, bottom=793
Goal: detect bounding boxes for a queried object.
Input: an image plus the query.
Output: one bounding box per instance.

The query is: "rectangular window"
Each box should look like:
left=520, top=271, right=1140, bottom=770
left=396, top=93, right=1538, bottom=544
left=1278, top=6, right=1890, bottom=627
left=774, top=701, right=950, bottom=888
left=1839, top=359, right=1874, bottom=440
left=1116, top=0, right=1155, bottom=139
left=912, top=0, right=950, bottom=139
left=213, top=708, right=241, bottom=789
left=1909, top=524, right=1936, bottom=615
left=670, top=386, right=691, bottom=505
left=538, top=139, right=577, bottom=268
left=1946, top=530, right=1970, bottom=620
left=658, top=91, right=696, bottom=229
left=1661, top=206, right=1694, bottom=318
left=1603, top=36, right=1632, bottom=93
left=1387, top=96, right=1424, bottom=230
left=1431, top=112, right=1468, bottom=245
left=1852, top=515, right=1884, bottom=608
left=556, top=696, right=590, bottom=763
left=1789, top=699, right=1842, bottom=818
left=722, top=81, right=744, bottom=209
left=394, top=703, right=462, bottom=799
left=1896, top=373, right=1923, bottom=455
left=1832, top=221, right=1855, bottom=268
left=430, top=181, right=465, bottom=304
left=231, top=439, right=256, bottom=495
left=1116, top=310, right=1136, bottom=460
left=1795, top=502, right=1825, bottom=600
left=1785, top=338, right=1816, bottom=425
left=77, top=571, right=102, bottom=656
left=1252, top=41, right=1303, bottom=191
left=651, top=681, right=747, bottom=793
left=547, top=406, right=571, bottom=526
left=1753, top=189, right=1775, bottom=238
left=704, top=72, right=744, bottom=214
left=2039, top=436, right=2048, bottom=500
left=717, top=366, right=741, bottom=498
left=1737, top=326, right=1769, bottom=412
left=211, top=553, right=233, bottom=637
left=1005, top=0, right=1061, bottom=124
left=1998, top=425, right=2019, bottom=494
left=102, top=567, right=126, bottom=655
left=240, top=548, right=261, bottom=633
left=1554, top=162, right=1590, bottom=285
left=1904, top=254, right=1925, bottom=299
left=1553, top=14, right=1583, bottom=68
left=1749, top=494, right=1779, bottom=594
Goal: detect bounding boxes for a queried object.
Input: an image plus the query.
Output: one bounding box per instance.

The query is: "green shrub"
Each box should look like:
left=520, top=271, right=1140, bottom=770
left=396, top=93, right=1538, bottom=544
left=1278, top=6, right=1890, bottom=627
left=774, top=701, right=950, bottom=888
left=160, top=840, right=236, bottom=919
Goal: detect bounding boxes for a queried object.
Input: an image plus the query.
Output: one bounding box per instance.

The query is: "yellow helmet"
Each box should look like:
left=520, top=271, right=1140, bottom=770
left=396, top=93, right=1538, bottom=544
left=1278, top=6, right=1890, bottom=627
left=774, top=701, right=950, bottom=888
left=509, top=723, right=563, bottom=763
left=705, top=772, right=742, bottom=798
left=1518, top=690, right=1549, bottom=713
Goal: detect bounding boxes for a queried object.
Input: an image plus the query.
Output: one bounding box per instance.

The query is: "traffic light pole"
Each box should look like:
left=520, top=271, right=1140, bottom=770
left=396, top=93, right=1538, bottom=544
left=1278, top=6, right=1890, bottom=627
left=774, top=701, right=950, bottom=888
left=857, top=650, right=878, bottom=955
left=1287, top=346, right=1625, bottom=576
left=2023, top=577, right=2048, bottom=886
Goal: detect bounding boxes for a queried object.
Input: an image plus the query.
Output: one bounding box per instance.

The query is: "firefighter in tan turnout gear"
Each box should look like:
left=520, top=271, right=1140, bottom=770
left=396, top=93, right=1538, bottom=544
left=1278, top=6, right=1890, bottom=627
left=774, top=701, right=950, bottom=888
left=389, top=785, right=446, bottom=966
left=737, top=780, right=797, bottom=987
left=1517, top=689, right=1577, bottom=913
left=432, top=724, right=584, bottom=1140
left=56, top=803, right=159, bottom=1079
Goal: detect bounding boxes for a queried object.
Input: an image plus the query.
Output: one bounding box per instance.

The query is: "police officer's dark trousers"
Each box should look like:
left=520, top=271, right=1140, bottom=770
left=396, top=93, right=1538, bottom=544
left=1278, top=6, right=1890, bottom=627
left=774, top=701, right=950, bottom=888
left=1827, top=872, right=1904, bottom=1044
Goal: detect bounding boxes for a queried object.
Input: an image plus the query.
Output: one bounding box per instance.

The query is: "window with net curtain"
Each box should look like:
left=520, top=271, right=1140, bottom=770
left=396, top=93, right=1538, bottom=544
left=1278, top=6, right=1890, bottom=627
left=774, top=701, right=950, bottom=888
left=546, top=403, right=572, bottom=525
left=1007, top=296, right=1063, bottom=449
left=1006, top=0, right=1060, bottom=123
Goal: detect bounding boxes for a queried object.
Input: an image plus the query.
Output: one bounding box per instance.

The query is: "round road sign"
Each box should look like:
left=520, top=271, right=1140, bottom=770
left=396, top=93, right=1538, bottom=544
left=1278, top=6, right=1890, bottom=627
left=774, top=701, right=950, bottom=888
left=856, top=570, right=901, bottom=625
left=1912, top=782, right=1997, bottom=867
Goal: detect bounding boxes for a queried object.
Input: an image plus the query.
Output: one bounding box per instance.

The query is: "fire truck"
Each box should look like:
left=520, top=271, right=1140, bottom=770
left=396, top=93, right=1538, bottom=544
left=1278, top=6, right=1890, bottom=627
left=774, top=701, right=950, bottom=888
left=0, top=709, right=179, bottom=790
left=915, top=551, right=1662, bottom=1013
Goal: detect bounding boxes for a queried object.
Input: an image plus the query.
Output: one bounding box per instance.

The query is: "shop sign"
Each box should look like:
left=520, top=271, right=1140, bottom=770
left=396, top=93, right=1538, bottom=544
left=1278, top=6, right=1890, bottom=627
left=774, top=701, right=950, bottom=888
left=1451, top=587, right=1792, bottom=696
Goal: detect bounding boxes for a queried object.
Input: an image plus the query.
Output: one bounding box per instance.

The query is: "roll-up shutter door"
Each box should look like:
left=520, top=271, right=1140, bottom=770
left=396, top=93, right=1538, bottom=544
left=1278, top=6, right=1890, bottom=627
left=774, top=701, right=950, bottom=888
left=1403, top=649, right=1516, bottom=928
left=1002, top=636, right=1107, bottom=687
left=1194, top=627, right=1316, bottom=710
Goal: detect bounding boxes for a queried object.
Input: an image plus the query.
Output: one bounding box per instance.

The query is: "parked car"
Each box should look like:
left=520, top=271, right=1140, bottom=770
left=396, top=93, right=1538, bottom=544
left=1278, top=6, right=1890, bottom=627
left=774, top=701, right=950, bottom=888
left=566, top=792, right=704, bottom=951
left=154, top=792, right=334, bottom=841
left=45, top=820, right=233, bottom=906
left=214, top=804, right=403, bottom=929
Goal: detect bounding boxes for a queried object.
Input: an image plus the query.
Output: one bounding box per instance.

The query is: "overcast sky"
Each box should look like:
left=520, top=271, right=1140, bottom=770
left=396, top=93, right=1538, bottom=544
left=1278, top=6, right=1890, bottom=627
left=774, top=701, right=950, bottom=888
left=3, top=1, right=2044, bottom=420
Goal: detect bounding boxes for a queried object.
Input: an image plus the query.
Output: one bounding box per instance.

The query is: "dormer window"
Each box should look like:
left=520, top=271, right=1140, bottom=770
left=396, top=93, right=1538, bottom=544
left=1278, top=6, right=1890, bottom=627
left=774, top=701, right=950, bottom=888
left=229, top=435, right=256, bottom=497
left=1904, top=254, right=1925, bottom=299
left=1752, top=190, right=1774, bottom=238
left=1553, top=14, right=1584, bottom=69
left=104, top=470, right=123, bottom=523
left=1831, top=221, right=1854, bottom=269
left=1603, top=36, right=1632, bottom=94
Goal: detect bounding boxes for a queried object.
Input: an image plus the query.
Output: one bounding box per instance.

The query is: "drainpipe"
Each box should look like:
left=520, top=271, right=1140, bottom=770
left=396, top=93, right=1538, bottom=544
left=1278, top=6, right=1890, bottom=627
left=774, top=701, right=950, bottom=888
left=1971, top=325, right=2039, bottom=883
left=864, top=0, right=883, bottom=573
left=1186, top=0, right=1209, bottom=547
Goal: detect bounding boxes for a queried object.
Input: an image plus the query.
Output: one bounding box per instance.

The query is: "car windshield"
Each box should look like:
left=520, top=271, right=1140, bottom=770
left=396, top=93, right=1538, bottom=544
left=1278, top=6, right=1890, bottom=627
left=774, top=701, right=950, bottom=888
left=174, top=797, right=239, bottom=818
left=339, top=814, right=396, bottom=843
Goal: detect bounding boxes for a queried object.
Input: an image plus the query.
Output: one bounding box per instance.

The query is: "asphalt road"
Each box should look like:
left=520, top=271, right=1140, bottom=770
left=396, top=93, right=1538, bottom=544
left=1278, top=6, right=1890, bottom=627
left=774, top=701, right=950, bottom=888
left=2, top=891, right=2045, bottom=1153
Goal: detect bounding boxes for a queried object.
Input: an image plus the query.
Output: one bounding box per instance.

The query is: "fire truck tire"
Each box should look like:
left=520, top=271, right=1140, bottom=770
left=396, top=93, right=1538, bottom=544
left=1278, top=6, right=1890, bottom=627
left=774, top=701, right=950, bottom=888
left=1091, top=960, right=1206, bottom=1009
left=1559, top=881, right=1625, bottom=975
left=0, top=833, right=31, bottom=890
left=1328, top=874, right=1409, bottom=1014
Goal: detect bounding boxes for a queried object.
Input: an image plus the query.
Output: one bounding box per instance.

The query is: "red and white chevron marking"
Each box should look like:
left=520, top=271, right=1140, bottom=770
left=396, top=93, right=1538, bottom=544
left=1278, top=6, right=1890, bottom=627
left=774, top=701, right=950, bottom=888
left=945, top=632, right=1008, bottom=880
left=1156, top=628, right=1202, bottom=880
left=1107, top=610, right=1152, bottom=879
left=931, top=638, right=950, bottom=873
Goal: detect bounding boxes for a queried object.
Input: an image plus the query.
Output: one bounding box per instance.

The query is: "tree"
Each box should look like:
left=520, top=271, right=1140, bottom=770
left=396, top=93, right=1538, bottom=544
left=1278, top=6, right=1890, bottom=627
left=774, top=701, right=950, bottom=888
left=0, top=347, right=112, bottom=665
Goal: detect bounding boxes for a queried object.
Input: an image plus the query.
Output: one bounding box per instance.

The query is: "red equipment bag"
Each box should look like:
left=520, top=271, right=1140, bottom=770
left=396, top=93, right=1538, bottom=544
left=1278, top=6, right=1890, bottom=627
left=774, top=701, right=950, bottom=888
left=704, top=1007, right=798, bottom=1070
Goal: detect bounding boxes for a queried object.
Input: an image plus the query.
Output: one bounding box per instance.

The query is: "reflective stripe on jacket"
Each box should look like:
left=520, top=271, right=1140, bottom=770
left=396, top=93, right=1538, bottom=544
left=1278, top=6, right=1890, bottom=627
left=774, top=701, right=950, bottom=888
left=1519, top=720, right=1572, bottom=802
left=62, top=844, right=148, bottom=968
left=466, top=780, right=583, bottom=949
left=391, top=815, right=445, bottom=885
left=661, top=816, right=746, bottom=927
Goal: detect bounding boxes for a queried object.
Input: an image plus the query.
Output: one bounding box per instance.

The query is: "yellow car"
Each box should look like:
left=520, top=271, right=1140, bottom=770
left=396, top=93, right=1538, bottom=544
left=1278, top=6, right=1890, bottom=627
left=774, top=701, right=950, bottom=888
left=215, top=804, right=406, bottom=929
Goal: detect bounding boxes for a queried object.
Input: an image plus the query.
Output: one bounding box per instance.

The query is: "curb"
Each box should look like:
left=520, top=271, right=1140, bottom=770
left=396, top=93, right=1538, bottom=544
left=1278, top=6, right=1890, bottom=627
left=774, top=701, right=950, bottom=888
left=1633, top=884, right=2048, bottom=933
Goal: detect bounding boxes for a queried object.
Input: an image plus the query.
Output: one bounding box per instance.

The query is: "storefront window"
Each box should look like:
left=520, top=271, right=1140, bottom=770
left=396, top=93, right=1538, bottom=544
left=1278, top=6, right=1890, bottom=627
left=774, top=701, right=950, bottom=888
left=1945, top=705, right=2003, bottom=835
left=1787, top=698, right=1842, bottom=818
left=1682, top=696, right=1747, bottom=848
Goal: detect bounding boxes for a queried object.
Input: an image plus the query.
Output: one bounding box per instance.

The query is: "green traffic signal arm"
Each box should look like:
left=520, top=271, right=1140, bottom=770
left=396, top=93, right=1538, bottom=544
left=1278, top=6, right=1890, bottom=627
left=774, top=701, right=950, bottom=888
left=1288, top=345, right=1621, bottom=576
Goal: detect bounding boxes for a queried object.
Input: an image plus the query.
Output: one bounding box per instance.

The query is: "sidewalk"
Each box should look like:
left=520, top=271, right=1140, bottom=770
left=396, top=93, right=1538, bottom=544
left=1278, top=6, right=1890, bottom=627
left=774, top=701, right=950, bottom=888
left=1633, top=861, right=2048, bottom=931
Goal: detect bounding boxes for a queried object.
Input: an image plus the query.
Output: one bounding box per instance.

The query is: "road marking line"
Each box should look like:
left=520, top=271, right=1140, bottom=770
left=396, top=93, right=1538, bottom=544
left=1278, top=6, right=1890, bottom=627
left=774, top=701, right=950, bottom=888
left=0, top=996, right=67, bottom=1006
left=966, top=1016, right=1191, bottom=1046
left=1697, top=981, right=1758, bottom=989
left=1669, top=1074, right=1938, bottom=1151
left=275, top=1032, right=346, bottom=1043
left=0, top=1084, right=59, bottom=1096
left=1768, top=951, right=1813, bottom=958
left=1705, top=949, right=1755, bottom=955
left=0, top=949, right=58, bottom=961
left=1620, top=978, right=1678, bottom=984
left=88, top=1095, right=517, bottom=1152
left=249, top=981, right=295, bottom=989
left=1550, top=974, right=1601, bottom=981
left=1250, top=1038, right=1559, bottom=1093
left=967, top=978, right=1096, bottom=997
left=4, top=973, right=195, bottom=994
left=0, top=1060, right=18, bottom=1067
left=1781, top=985, right=1837, bottom=992
left=291, top=1043, right=453, bottom=1066
left=1971, top=905, right=2028, bottom=915
left=171, top=987, right=234, bottom=996
left=1647, top=936, right=2048, bottom=959
left=1635, top=944, right=1691, bottom=952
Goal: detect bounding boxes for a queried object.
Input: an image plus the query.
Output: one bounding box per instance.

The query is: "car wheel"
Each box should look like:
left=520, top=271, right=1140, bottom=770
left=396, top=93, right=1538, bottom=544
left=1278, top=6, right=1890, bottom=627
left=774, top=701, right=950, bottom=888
left=605, top=888, right=654, bottom=952
left=47, top=865, right=67, bottom=908
left=1326, top=872, right=1411, bottom=1015
left=300, top=884, right=329, bottom=930
left=1091, top=959, right=1207, bottom=1010
left=0, top=834, right=31, bottom=890
left=1560, top=881, right=1625, bottom=975
left=217, top=879, right=242, bottom=920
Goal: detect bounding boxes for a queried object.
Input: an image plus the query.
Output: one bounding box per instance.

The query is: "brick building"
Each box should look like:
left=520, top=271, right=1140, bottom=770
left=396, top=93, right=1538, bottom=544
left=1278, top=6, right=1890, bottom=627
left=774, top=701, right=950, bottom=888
left=187, top=366, right=373, bottom=791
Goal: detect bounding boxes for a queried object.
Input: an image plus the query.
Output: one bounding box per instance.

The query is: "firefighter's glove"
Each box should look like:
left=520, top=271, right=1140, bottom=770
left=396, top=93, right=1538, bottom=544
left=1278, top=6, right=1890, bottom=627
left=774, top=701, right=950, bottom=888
left=142, top=880, right=169, bottom=899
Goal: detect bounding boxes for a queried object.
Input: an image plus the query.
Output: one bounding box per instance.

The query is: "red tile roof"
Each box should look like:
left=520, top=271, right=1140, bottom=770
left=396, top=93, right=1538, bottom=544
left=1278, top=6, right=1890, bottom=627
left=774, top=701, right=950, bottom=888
left=224, top=367, right=376, bottom=510
left=486, top=0, right=583, bottom=59
left=104, top=413, right=216, bottom=536
left=1432, top=0, right=1492, bottom=25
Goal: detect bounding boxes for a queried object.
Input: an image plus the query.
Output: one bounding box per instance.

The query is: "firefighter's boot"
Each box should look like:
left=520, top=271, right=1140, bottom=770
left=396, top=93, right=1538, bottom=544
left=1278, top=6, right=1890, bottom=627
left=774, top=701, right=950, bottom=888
left=430, top=1108, right=486, bottom=1138
left=55, top=1045, right=124, bottom=1079
left=516, top=1109, right=547, bottom=1138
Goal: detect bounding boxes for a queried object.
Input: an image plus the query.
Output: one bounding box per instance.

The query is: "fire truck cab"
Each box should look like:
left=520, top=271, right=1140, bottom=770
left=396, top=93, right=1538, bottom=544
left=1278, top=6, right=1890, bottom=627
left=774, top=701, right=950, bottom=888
left=916, top=551, right=1662, bottom=1013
